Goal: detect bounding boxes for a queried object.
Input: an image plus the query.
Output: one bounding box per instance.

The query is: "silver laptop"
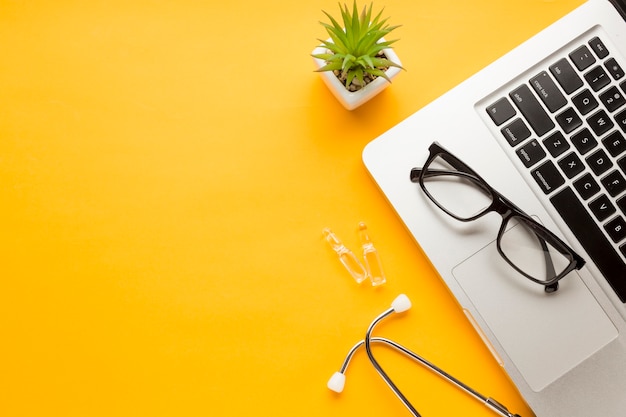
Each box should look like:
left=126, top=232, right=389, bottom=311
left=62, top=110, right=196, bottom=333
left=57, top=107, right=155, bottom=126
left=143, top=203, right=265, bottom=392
left=362, top=0, right=626, bottom=416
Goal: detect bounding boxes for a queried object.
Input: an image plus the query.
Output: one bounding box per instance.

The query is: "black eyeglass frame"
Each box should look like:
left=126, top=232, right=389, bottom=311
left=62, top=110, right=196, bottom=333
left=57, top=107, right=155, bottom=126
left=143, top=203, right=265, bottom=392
left=410, top=142, right=586, bottom=292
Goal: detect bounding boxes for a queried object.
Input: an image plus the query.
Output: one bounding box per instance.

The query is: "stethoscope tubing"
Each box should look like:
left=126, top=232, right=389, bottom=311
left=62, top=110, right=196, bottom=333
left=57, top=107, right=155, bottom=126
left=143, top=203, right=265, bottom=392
left=365, top=308, right=423, bottom=417
left=338, top=305, right=521, bottom=417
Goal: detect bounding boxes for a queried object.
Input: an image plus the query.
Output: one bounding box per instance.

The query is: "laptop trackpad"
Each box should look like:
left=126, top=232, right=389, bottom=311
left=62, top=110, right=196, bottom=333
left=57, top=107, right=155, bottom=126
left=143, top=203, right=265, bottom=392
left=452, top=233, right=618, bottom=392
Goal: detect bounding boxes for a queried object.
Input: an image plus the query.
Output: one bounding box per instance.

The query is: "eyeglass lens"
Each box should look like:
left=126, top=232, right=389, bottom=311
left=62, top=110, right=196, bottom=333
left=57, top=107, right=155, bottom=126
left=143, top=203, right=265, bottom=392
left=499, top=216, right=572, bottom=284
left=421, top=154, right=493, bottom=220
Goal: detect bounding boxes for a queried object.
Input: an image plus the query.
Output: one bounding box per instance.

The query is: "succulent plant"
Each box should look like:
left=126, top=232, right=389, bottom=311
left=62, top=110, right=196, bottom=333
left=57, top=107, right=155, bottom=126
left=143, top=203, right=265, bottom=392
left=313, top=1, right=403, bottom=91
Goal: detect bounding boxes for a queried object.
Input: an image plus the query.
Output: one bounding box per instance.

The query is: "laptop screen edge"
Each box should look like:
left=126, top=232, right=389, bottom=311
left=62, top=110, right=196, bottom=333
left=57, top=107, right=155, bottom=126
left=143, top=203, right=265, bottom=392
left=609, top=0, right=626, bottom=19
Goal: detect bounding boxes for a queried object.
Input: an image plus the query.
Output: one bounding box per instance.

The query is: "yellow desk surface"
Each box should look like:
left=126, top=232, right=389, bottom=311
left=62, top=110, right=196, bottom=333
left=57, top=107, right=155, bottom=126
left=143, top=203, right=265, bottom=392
left=1, top=1, right=585, bottom=415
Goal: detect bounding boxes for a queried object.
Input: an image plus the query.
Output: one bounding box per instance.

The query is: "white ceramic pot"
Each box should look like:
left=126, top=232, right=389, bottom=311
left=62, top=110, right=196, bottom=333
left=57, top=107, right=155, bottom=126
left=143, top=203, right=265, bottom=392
left=311, top=40, right=402, bottom=111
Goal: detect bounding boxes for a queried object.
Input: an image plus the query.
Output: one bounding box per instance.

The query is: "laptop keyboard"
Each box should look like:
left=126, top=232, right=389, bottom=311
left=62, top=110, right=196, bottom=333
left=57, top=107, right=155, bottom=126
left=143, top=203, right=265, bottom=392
left=485, top=36, right=626, bottom=303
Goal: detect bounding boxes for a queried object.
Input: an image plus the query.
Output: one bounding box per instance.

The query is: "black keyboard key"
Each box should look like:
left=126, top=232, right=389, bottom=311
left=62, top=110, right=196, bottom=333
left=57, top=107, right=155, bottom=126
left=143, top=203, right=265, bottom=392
left=516, top=139, right=546, bottom=168
left=588, top=109, right=614, bottom=136
left=602, top=131, right=626, bottom=157
left=571, top=127, right=598, bottom=154
left=542, top=131, right=569, bottom=157
left=601, top=170, right=626, bottom=197
left=556, top=107, right=582, bottom=133
left=558, top=152, right=585, bottom=179
left=589, top=37, right=609, bottom=59
left=510, top=85, right=555, bottom=136
left=530, top=71, right=567, bottom=112
left=570, top=45, right=596, bottom=71
left=605, top=216, right=626, bottom=243
left=550, top=58, right=584, bottom=94
left=574, top=172, right=601, bottom=200
left=589, top=194, right=616, bottom=221
left=616, top=108, right=626, bottom=133
left=532, top=160, right=565, bottom=194
left=585, top=66, right=611, bottom=92
left=572, top=89, right=599, bottom=115
left=606, top=58, right=625, bottom=81
left=486, top=97, right=516, bottom=126
left=501, top=118, right=531, bottom=147
left=600, top=86, right=626, bottom=113
left=587, top=148, right=613, bottom=176
left=550, top=186, right=626, bottom=302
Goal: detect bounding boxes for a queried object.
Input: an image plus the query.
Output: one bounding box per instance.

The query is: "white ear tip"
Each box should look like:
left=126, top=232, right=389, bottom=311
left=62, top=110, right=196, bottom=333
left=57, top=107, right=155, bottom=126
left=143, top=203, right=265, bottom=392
left=327, top=372, right=346, bottom=393
left=391, top=294, right=411, bottom=313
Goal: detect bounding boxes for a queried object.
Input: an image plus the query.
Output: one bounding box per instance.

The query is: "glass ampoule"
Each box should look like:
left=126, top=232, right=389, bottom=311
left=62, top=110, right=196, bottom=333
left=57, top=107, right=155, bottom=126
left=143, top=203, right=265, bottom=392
left=358, top=222, right=386, bottom=286
left=323, top=228, right=368, bottom=284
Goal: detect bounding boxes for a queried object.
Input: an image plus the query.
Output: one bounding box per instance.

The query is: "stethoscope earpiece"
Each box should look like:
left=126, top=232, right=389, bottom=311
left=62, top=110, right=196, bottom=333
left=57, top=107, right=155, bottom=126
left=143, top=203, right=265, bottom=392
left=391, top=293, right=412, bottom=313
left=327, top=371, right=346, bottom=393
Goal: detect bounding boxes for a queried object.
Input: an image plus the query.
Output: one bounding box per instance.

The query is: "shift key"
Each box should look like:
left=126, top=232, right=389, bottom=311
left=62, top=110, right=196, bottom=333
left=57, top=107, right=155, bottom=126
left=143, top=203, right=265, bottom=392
left=510, top=84, right=555, bottom=137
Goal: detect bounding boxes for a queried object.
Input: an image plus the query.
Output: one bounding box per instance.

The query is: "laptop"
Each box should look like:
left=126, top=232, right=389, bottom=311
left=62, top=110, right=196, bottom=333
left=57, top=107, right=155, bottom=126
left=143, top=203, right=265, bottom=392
left=362, top=0, right=626, bottom=416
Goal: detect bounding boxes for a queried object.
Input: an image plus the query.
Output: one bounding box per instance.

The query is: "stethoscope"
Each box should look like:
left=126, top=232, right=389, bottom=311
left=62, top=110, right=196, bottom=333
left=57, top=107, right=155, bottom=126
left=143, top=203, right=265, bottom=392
left=327, top=294, right=523, bottom=417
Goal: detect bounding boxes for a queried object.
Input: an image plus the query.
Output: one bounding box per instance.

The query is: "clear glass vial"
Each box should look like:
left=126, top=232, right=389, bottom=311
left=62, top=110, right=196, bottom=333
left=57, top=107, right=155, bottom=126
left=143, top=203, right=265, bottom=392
left=323, top=228, right=368, bottom=284
left=358, top=222, right=386, bottom=286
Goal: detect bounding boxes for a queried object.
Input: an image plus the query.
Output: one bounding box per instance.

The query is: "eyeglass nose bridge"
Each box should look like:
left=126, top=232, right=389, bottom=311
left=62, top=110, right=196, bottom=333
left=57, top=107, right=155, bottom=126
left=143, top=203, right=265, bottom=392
left=489, top=192, right=523, bottom=218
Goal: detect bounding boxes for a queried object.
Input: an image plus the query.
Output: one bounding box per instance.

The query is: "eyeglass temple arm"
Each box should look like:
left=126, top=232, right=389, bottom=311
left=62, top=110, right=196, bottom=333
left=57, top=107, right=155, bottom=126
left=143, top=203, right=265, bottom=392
left=410, top=148, right=484, bottom=180
left=341, top=335, right=522, bottom=417
left=411, top=167, right=481, bottom=182
left=410, top=167, right=492, bottom=193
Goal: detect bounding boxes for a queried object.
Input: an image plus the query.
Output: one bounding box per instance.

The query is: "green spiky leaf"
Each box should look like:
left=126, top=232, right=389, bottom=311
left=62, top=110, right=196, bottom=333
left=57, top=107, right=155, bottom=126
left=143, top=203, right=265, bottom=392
left=312, top=1, right=404, bottom=90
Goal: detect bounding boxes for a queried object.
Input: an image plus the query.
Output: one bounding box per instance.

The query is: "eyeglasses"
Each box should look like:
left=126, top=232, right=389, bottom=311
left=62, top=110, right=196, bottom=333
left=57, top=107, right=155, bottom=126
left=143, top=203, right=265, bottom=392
left=410, top=142, right=585, bottom=293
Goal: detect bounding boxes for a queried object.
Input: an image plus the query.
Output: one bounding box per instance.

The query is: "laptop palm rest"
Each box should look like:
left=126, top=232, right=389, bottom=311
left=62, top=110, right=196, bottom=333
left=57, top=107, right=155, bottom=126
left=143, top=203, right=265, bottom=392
left=452, top=230, right=618, bottom=392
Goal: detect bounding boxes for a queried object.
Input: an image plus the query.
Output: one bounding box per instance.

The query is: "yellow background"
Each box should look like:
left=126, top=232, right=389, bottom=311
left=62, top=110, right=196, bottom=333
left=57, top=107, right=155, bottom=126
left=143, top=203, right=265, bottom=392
left=0, top=0, right=584, bottom=415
